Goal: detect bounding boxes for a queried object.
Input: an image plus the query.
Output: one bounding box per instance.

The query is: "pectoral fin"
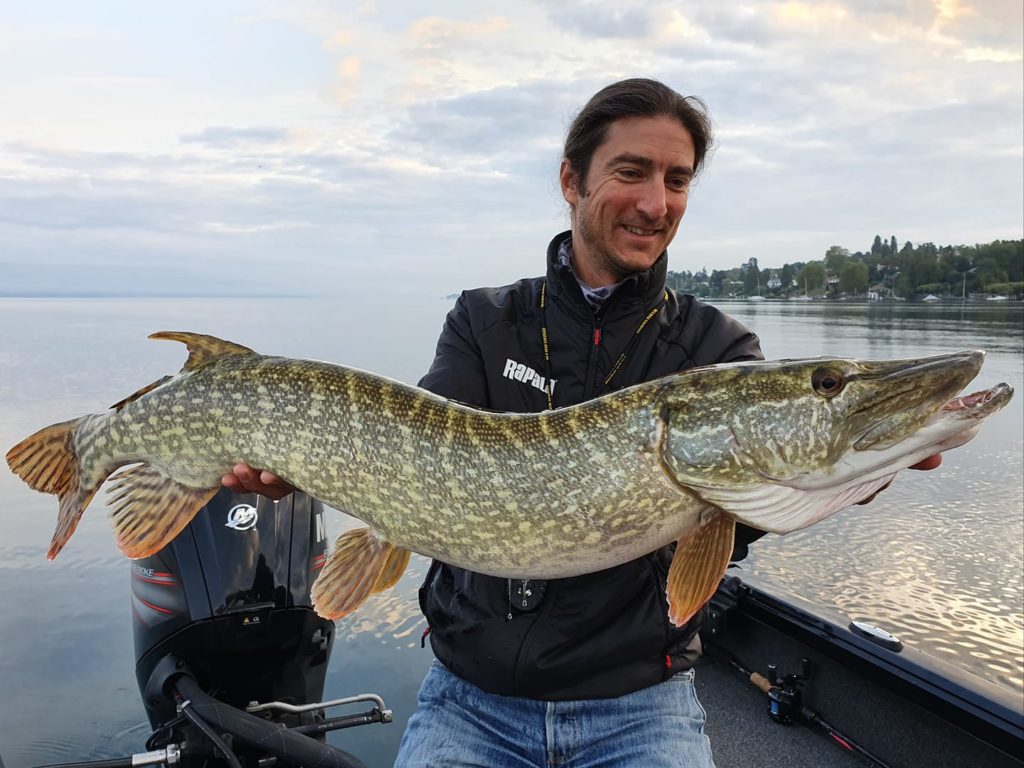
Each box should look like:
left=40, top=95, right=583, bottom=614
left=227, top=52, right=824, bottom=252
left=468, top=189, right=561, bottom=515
left=107, top=463, right=219, bottom=558
left=666, top=509, right=735, bottom=627
left=311, top=528, right=411, bottom=620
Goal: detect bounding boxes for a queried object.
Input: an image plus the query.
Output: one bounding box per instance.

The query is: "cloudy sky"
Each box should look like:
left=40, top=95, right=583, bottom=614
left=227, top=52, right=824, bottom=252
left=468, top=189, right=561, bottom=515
left=1, top=0, right=1021, bottom=297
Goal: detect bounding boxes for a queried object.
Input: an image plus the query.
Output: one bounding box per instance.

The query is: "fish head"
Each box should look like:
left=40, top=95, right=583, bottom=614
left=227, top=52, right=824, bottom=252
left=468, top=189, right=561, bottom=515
left=655, top=351, right=1013, bottom=533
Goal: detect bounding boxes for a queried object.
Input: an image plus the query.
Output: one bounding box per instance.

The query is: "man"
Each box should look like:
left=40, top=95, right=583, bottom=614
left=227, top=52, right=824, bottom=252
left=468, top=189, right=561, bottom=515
left=226, top=78, right=940, bottom=767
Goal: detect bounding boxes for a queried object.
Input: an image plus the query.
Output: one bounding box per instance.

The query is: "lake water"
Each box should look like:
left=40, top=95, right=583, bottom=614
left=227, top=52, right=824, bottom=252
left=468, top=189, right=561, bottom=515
left=0, top=297, right=1021, bottom=765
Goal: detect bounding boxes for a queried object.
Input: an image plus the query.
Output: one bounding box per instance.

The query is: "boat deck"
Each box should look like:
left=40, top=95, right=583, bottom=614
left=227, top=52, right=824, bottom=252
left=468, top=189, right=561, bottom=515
left=695, top=578, right=1023, bottom=768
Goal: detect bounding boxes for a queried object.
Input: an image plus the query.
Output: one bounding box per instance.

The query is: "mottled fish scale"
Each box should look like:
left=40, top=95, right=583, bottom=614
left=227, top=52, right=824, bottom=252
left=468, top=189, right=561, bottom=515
left=6, top=332, right=1011, bottom=625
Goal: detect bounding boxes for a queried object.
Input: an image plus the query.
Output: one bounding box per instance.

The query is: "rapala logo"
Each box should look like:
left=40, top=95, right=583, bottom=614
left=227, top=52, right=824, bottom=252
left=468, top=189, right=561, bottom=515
left=502, top=358, right=556, bottom=396
left=225, top=503, right=258, bottom=531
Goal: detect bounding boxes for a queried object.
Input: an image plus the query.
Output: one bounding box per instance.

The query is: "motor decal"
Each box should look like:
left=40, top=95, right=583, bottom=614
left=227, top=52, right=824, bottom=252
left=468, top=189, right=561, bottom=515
left=226, top=503, right=259, bottom=531
left=135, top=595, right=174, bottom=615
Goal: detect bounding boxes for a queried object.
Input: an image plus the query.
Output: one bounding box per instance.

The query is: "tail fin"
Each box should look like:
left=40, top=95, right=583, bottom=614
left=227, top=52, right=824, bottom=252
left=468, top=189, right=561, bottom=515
left=6, top=418, right=104, bottom=560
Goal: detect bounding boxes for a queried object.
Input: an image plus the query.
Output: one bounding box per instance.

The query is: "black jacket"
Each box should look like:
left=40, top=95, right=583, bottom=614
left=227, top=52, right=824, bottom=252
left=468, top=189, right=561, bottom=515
left=417, top=231, right=764, bottom=700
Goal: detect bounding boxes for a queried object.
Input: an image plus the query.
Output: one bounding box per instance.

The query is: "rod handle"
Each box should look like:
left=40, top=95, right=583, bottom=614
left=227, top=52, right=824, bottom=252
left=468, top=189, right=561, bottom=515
left=750, top=672, right=772, bottom=694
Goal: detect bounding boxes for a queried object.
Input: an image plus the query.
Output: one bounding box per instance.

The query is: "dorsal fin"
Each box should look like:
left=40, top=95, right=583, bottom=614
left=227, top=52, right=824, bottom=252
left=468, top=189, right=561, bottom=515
left=148, top=331, right=256, bottom=372
left=110, top=375, right=174, bottom=411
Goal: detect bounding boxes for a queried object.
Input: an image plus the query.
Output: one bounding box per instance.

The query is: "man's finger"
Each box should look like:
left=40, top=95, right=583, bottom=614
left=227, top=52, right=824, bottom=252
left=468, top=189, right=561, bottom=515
left=260, top=470, right=283, bottom=486
left=233, top=462, right=259, bottom=484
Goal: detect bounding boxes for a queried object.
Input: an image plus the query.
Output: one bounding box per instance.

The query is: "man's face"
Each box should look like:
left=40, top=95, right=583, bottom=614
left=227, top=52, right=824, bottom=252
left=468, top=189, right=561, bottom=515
left=560, top=115, right=696, bottom=288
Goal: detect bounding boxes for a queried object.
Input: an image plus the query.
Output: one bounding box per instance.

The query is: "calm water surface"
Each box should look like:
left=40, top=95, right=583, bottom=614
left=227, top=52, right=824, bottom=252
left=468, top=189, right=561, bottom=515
left=0, top=297, right=1020, bottom=765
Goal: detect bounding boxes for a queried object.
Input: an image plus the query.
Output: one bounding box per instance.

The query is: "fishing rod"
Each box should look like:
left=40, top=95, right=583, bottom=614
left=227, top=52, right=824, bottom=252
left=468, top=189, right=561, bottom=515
left=718, top=648, right=897, bottom=768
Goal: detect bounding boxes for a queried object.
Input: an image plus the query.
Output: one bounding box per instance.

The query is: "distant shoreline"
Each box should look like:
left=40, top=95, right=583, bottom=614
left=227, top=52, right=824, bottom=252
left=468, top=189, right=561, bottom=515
left=703, top=296, right=1024, bottom=304
left=0, top=293, right=315, bottom=299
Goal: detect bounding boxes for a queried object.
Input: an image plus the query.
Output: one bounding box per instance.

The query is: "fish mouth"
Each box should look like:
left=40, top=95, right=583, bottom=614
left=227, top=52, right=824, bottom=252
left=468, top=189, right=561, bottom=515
left=847, top=351, right=988, bottom=452
left=924, top=382, right=1014, bottom=451
left=940, top=383, right=1013, bottom=415
left=848, top=380, right=1013, bottom=468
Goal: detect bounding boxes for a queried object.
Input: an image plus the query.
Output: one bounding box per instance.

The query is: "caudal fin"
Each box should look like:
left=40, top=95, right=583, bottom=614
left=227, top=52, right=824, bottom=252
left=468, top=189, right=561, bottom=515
left=5, top=418, right=104, bottom=560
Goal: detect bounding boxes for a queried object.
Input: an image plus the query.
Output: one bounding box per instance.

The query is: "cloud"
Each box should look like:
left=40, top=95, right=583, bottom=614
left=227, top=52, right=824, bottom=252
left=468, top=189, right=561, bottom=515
left=328, top=54, right=364, bottom=105
left=387, top=80, right=571, bottom=164
left=959, top=45, right=1023, bottom=62
left=0, top=0, right=1020, bottom=298
left=406, top=16, right=511, bottom=50
left=546, top=2, right=659, bottom=39
left=179, top=126, right=292, bottom=148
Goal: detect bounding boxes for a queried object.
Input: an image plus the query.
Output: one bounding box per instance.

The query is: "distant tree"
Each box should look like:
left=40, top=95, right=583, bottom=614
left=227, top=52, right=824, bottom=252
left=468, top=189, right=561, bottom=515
left=780, top=263, right=794, bottom=290
left=824, top=246, right=850, bottom=276
left=709, top=270, right=726, bottom=296
left=744, top=264, right=762, bottom=296
left=977, top=240, right=1023, bottom=282
left=861, top=250, right=881, bottom=283
left=895, top=244, right=943, bottom=295
left=671, top=238, right=1018, bottom=300
left=839, top=262, right=869, bottom=295
left=798, top=262, right=826, bottom=293
left=975, top=258, right=1008, bottom=288
left=987, top=281, right=1024, bottom=298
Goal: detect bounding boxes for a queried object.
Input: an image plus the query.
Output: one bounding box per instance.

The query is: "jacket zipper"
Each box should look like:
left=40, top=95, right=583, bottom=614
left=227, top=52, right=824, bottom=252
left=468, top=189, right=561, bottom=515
left=584, top=325, right=603, bottom=399
left=511, top=579, right=558, bottom=694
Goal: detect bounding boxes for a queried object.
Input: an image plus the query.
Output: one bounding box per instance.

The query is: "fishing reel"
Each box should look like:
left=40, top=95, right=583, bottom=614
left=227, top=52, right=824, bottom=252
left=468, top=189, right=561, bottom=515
left=763, top=658, right=812, bottom=725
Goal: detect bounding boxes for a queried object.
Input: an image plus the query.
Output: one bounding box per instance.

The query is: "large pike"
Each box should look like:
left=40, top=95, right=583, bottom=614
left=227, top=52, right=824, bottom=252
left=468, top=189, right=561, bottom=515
left=6, top=332, right=1013, bottom=626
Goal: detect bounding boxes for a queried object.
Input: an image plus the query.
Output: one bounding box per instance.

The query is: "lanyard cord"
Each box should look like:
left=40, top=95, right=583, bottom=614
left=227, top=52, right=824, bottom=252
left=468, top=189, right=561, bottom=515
left=540, top=282, right=555, bottom=410
left=540, top=281, right=668, bottom=410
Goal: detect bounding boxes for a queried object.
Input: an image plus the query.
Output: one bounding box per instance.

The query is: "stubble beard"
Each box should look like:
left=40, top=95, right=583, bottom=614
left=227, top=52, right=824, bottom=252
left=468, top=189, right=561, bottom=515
left=573, top=201, right=637, bottom=287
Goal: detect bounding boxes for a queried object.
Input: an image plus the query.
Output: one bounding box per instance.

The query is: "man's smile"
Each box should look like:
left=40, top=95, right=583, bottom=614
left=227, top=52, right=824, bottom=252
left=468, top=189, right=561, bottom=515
left=623, top=224, right=661, bottom=237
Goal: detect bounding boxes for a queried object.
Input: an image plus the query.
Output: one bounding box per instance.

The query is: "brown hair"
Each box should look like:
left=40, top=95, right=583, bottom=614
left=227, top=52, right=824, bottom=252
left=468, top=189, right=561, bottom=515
left=563, top=78, right=713, bottom=191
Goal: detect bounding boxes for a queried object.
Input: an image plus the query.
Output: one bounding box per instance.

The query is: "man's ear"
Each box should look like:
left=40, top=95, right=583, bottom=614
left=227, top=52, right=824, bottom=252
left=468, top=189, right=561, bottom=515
left=559, top=159, right=580, bottom=208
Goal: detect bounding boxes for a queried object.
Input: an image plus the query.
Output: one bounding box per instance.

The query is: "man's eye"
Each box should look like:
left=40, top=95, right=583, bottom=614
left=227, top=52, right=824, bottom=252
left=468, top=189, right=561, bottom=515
left=668, top=178, right=691, bottom=191
left=618, top=168, right=642, bottom=179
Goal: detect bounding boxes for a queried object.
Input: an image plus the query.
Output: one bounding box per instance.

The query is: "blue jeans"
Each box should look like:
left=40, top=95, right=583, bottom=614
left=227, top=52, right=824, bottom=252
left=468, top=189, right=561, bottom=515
left=393, top=660, right=716, bottom=767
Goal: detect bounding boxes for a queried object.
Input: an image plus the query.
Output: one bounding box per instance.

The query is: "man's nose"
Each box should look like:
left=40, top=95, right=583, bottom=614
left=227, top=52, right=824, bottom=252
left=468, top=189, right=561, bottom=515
left=635, top=181, right=668, bottom=219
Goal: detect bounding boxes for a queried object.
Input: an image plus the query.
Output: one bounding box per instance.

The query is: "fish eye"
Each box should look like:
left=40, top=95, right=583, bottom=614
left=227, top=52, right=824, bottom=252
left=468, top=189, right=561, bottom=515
left=812, top=367, right=845, bottom=397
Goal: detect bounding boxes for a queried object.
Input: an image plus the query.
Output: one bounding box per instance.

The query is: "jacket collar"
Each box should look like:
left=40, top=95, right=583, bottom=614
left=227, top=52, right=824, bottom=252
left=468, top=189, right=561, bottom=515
left=545, top=231, right=669, bottom=317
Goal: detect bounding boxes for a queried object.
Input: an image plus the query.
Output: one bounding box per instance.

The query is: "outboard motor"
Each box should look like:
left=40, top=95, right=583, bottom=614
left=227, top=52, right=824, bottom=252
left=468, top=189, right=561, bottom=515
left=132, top=489, right=335, bottom=728
left=19, top=492, right=384, bottom=768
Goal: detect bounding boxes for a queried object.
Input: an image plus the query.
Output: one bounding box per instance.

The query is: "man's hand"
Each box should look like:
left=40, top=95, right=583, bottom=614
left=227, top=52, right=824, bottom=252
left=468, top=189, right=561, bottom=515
left=856, top=454, right=942, bottom=505
left=222, top=463, right=294, bottom=501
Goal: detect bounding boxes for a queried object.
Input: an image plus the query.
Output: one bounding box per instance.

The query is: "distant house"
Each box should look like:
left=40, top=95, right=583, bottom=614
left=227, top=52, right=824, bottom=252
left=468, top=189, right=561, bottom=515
left=766, top=273, right=782, bottom=290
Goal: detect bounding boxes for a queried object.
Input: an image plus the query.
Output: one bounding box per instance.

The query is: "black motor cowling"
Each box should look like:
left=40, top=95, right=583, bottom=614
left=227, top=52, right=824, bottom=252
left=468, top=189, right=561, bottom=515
left=131, top=489, right=334, bottom=727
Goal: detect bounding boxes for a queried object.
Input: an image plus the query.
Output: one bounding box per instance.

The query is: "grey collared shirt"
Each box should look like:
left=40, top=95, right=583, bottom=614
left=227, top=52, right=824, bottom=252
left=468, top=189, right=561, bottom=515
left=558, top=239, right=623, bottom=311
